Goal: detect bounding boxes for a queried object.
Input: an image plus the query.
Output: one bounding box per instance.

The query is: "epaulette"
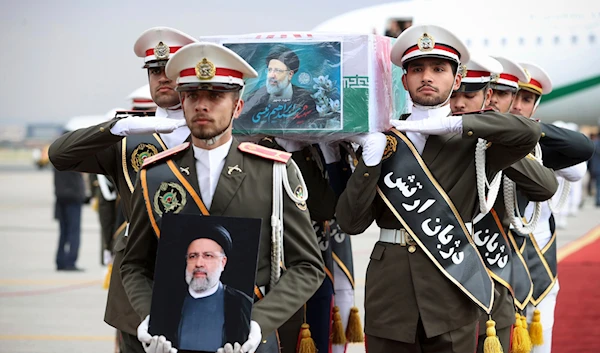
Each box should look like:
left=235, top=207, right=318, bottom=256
left=141, top=142, right=190, bottom=168
left=399, top=113, right=411, bottom=121
left=113, top=110, right=156, bottom=119
left=452, top=108, right=495, bottom=116
left=238, top=142, right=291, bottom=163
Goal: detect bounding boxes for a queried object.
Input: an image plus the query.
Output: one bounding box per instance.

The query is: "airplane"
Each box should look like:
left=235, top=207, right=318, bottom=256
left=312, top=0, right=600, bottom=126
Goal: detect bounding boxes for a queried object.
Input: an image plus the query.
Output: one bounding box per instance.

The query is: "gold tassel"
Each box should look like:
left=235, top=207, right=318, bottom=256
left=529, top=309, right=544, bottom=346
left=511, top=314, right=531, bottom=353
left=297, top=323, right=317, bottom=353
left=102, top=263, right=112, bottom=290
left=91, top=197, right=99, bottom=212
left=345, top=306, right=364, bottom=343
left=519, top=315, right=532, bottom=351
left=331, top=306, right=346, bottom=345
left=483, top=319, right=504, bottom=353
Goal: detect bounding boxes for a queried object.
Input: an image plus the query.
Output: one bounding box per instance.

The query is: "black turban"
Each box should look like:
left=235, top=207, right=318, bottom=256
left=265, top=45, right=300, bottom=73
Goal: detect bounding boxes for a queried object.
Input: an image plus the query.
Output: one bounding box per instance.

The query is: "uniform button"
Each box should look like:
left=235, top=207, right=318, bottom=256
left=99, top=127, right=105, bottom=132
left=363, top=172, right=370, bottom=177
left=408, top=245, right=417, bottom=253
left=467, top=130, right=474, bottom=136
left=541, top=132, right=546, bottom=138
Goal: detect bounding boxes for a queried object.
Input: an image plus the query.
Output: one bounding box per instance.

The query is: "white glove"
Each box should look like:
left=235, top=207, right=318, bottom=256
left=111, top=116, right=187, bottom=136
left=137, top=315, right=152, bottom=345
left=274, top=137, right=306, bottom=152
left=144, top=336, right=177, bottom=353
left=137, top=315, right=177, bottom=353
left=390, top=115, right=463, bottom=135
left=217, top=320, right=261, bottom=353
left=346, top=133, right=386, bottom=167
left=318, top=142, right=341, bottom=164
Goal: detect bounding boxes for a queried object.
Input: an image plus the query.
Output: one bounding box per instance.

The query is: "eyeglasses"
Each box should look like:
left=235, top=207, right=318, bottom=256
left=267, top=68, right=290, bottom=74
left=186, top=252, right=224, bottom=262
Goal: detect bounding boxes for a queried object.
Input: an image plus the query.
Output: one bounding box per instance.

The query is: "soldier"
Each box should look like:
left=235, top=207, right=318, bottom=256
left=262, top=138, right=359, bottom=353
left=121, top=42, right=324, bottom=353
left=48, top=27, right=197, bottom=353
left=335, top=24, right=542, bottom=352
left=508, top=63, right=594, bottom=353
left=450, top=55, right=559, bottom=352
left=487, top=56, right=529, bottom=114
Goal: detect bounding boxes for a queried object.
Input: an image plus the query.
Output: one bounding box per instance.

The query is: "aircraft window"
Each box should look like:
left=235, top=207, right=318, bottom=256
left=466, top=39, right=472, bottom=46
left=554, top=36, right=560, bottom=44
left=590, top=34, right=596, bottom=43
left=519, top=37, right=525, bottom=45
left=483, top=38, right=489, bottom=46
left=501, top=38, right=507, bottom=46
left=572, top=35, right=577, bottom=44
left=536, top=37, right=542, bottom=45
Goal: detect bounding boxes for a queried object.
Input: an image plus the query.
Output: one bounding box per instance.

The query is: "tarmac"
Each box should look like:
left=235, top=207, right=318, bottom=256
left=1, top=160, right=598, bottom=353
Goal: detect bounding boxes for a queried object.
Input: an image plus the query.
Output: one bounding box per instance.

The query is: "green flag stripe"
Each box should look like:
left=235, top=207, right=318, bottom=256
left=542, top=75, right=600, bottom=103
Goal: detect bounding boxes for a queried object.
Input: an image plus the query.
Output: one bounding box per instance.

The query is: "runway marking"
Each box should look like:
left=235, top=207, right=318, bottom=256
left=0, top=280, right=102, bottom=297
left=0, top=279, right=102, bottom=285
left=557, top=225, right=600, bottom=262
left=0, top=334, right=114, bottom=341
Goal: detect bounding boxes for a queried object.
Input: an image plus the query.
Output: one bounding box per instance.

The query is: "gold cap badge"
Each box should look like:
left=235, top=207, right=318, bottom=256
left=418, top=33, right=435, bottom=52
left=195, top=58, right=216, bottom=80
left=154, top=41, right=170, bottom=60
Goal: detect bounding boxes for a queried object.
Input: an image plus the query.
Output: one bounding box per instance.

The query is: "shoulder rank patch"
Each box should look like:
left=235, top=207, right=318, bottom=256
left=142, top=142, right=190, bottom=168
left=452, top=108, right=495, bottom=116
left=238, top=142, right=291, bottom=164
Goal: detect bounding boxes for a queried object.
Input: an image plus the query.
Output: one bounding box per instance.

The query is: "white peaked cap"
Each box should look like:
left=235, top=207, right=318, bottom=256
left=490, top=56, right=530, bottom=91
left=165, top=42, right=258, bottom=88
left=126, top=84, right=156, bottom=109
left=461, top=53, right=503, bottom=84
left=391, top=24, right=470, bottom=67
left=134, top=27, right=197, bottom=68
left=519, top=62, right=553, bottom=95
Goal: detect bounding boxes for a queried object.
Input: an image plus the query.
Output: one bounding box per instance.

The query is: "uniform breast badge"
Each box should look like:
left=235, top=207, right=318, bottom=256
left=382, top=135, right=398, bottom=161
left=132, top=143, right=159, bottom=172
left=418, top=33, right=435, bottom=52
left=153, top=182, right=187, bottom=216
left=295, top=185, right=307, bottom=211
left=154, top=41, right=170, bottom=60
left=227, top=165, right=242, bottom=175
left=195, top=58, right=216, bottom=80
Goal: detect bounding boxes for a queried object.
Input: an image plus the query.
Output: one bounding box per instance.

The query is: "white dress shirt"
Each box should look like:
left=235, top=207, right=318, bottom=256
left=156, top=106, right=190, bottom=149
left=193, top=138, right=233, bottom=210
left=405, top=105, right=452, bottom=155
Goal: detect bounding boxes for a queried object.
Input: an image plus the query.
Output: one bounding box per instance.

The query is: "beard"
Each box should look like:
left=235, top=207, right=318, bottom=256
left=188, top=113, right=232, bottom=140
left=186, top=268, right=221, bottom=293
left=266, top=76, right=290, bottom=96
left=151, top=87, right=180, bottom=108
left=411, top=84, right=453, bottom=107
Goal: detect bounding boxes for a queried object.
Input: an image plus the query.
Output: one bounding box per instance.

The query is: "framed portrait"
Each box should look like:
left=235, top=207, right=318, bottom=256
left=225, top=41, right=343, bottom=133
left=149, top=214, right=262, bottom=353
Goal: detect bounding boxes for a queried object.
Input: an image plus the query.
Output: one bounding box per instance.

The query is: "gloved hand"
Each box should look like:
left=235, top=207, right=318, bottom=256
left=137, top=315, right=178, bottom=353
left=390, top=115, right=463, bottom=135
left=217, top=320, right=261, bottom=353
left=274, top=137, right=306, bottom=153
left=143, top=336, right=177, bottom=353
left=318, top=142, right=341, bottom=164
left=111, top=116, right=187, bottom=136
left=346, top=133, right=386, bottom=167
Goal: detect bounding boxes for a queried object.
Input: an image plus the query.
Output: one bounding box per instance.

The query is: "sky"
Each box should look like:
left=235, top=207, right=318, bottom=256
left=0, top=0, right=396, bottom=124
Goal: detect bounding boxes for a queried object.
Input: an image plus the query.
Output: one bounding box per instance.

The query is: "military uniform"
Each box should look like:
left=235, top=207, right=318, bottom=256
left=121, top=138, right=325, bottom=348
left=336, top=24, right=542, bottom=353
left=121, top=42, right=325, bottom=353
left=48, top=27, right=197, bottom=353
left=475, top=155, right=559, bottom=352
